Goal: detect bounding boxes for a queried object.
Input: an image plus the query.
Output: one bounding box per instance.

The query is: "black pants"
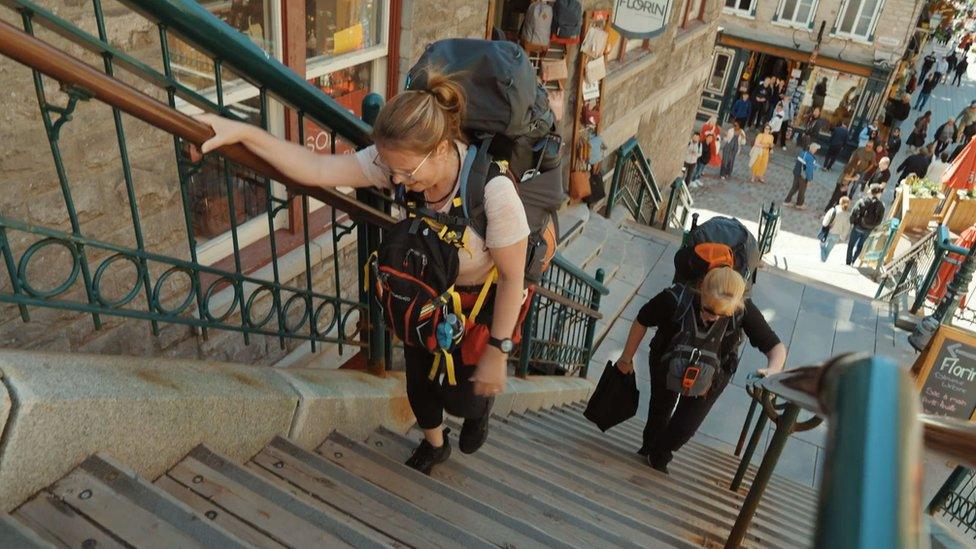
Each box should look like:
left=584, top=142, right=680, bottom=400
left=641, top=357, right=732, bottom=467
left=785, top=174, right=808, bottom=206
left=776, top=122, right=789, bottom=147
left=952, top=71, right=965, bottom=85
left=823, top=145, right=842, bottom=170
left=935, top=139, right=951, bottom=155
left=404, top=345, right=493, bottom=429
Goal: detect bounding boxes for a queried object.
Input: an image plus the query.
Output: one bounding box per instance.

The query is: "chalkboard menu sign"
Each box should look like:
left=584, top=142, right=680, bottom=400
left=913, top=326, right=976, bottom=421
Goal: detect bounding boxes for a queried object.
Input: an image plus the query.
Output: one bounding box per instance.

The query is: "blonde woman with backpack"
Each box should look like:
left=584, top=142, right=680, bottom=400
left=615, top=266, right=786, bottom=473
left=194, top=73, right=530, bottom=475
left=820, top=196, right=852, bottom=262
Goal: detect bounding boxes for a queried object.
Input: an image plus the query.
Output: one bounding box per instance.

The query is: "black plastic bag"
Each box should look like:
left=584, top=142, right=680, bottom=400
left=584, top=361, right=639, bottom=432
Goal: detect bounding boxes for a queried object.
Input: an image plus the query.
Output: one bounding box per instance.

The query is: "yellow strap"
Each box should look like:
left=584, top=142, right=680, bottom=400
left=428, top=350, right=457, bottom=386
left=468, top=267, right=498, bottom=324
left=362, top=251, right=378, bottom=292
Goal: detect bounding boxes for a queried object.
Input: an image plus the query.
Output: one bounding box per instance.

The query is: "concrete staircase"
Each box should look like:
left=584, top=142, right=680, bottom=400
left=0, top=403, right=818, bottom=548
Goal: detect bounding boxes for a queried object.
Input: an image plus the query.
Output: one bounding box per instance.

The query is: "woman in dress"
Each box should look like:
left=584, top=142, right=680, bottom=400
left=907, top=111, right=932, bottom=153
left=749, top=124, right=775, bottom=183
left=720, top=121, right=747, bottom=179
left=700, top=115, right=722, bottom=170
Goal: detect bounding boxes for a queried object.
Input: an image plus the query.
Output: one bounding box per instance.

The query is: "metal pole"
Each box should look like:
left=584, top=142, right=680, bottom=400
left=517, top=292, right=540, bottom=378
left=932, top=239, right=976, bottom=325
left=580, top=268, right=606, bottom=379
left=734, top=396, right=760, bottom=457
left=730, top=394, right=770, bottom=491
left=926, top=466, right=968, bottom=515
left=725, top=403, right=800, bottom=548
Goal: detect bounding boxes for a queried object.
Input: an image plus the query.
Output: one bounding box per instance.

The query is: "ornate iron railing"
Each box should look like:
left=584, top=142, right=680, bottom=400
left=515, top=256, right=608, bottom=378
left=662, top=176, right=694, bottom=233
left=928, top=466, right=976, bottom=541
left=0, top=0, right=608, bottom=376
left=756, top=201, right=781, bottom=259
left=875, top=227, right=940, bottom=303
left=606, top=138, right=663, bottom=226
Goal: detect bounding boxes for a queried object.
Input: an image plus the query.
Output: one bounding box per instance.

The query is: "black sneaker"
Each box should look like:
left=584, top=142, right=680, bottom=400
left=459, top=414, right=490, bottom=454
left=637, top=446, right=649, bottom=456
left=647, top=454, right=669, bottom=474
left=405, top=429, right=451, bottom=475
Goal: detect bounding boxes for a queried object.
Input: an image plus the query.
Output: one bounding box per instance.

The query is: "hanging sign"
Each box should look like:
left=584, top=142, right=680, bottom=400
left=611, top=0, right=673, bottom=39
left=913, top=325, right=976, bottom=421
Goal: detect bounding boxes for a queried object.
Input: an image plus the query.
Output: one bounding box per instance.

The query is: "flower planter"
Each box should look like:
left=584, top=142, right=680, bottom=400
left=893, top=181, right=943, bottom=233
left=948, top=196, right=976, bottom=234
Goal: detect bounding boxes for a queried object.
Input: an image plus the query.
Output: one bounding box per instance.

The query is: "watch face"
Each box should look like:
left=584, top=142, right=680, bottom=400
left=500, top=339, right=514, bottom=353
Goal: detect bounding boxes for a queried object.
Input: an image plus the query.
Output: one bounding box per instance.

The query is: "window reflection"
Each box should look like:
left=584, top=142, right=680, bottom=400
left=305, top=0, right=382, bottom=61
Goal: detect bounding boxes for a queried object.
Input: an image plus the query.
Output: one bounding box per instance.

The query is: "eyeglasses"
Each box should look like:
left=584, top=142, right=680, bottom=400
left=373, top=148, right=434, bottom=182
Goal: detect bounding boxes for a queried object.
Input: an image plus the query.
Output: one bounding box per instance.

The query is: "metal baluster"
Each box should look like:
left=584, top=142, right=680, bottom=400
left=580, top=269, right=605, bottom=378
left=296, top=112, right=316, bottom=352
left=91, top=0, right=158, bottom=335
left=329, top=130, right=344, bottom=353
left=254, top=88, right=286, bottom=349
left=0, top=226, right=28, bottom=321
left=158, top=25, right=207, bottom=338
left=212, top=59, right=250, bottom=345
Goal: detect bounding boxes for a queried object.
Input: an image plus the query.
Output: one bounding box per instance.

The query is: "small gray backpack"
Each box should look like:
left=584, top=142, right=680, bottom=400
left=661, top=286, right=730, bottom=397
left=521, top=1, right=553, bottom=47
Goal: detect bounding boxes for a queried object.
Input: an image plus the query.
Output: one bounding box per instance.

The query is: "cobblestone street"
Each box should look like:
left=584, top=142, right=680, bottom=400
left=688, top=42, right=976, bottom=298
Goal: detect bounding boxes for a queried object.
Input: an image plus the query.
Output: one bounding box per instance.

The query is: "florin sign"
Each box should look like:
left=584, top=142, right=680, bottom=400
left=612, top=0, right=673, bottom=39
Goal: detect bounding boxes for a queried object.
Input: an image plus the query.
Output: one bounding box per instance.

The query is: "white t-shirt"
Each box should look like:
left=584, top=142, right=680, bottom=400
left=355, top=141, right=530, bottom=286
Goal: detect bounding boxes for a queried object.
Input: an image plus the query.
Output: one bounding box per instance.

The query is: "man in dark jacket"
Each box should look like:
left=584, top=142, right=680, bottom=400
left=846, top=185, right=886, bottom=266
left=823, top=124, right=850, bottom=170
left=750, top=79, right=771, bottom=128
left=887, top=127, right=903, bottom=158
left=731, top=92, right=751, bottom=128
left=897, top=146, right=933, bottom=181
left=915, top=73, right=939, bottom=110
left=919, top=52, right=937, bottom=82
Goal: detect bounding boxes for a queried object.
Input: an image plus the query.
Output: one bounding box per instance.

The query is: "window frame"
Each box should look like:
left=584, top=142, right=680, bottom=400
left=773, top=0, right=819, bottom=29
left=832, top=0, right=885, bottom=42
left=681, top=0, right=707, bottom=28
left=722, top=0, right=756, bottom=19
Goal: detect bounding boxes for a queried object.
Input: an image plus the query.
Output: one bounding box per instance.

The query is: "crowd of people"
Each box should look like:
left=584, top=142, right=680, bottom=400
left=684, top=35, right=976, bottom=269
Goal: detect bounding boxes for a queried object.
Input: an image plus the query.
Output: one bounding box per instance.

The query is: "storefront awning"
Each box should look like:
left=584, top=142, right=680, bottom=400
left=717, top=33, right=874, bottom=77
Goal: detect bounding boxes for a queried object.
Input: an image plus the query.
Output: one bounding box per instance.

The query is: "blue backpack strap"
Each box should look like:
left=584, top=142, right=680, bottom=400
left=460, top=137, right=494, bottom=239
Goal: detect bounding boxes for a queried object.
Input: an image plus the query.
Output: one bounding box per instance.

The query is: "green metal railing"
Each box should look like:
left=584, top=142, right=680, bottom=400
left=514, top=255, right=608, bottom=378
left=726, top=355, right=920, bottom=548
left=0, top=0, right=387, bottom=366
left=606, top=138, right=663, bottom=226
left=756, top=202, right=781, bottom=259
left=662, top=176, right=694, bottom=233
left=927, top=466, right=976, bottom=540
left=910, top=225, right=973, bottom=317
left=0, top=0, right=608, bottom=376
left=875, top=227, right=940, bottom=304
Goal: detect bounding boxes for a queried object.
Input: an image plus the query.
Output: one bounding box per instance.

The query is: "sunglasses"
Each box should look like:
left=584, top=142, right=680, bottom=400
left=702, top=305, right=729, bottom=318
left=372, top=148, right=434, bottom=182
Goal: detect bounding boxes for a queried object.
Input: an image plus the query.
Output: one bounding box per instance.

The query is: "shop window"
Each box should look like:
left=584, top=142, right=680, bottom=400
left=834, top=0, right=883, bottom=41
left=187, top=96, right=272, bottom=243
left=706, top=51, right=733, bottom=92
left=170, top=0, right=276, bottom=91
left=304, top=61, right=374, bottom=156
left=305, top=0, right=384, bottom=61
left=775, top=0, right=818, bottom=27
left=723, top=0, right=755, bottom=17
left=681, top=0, right=707, bottom=28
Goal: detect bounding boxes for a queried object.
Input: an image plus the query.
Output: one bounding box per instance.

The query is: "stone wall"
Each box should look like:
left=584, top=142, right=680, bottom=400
left=396, top=0, right=490, bottom=89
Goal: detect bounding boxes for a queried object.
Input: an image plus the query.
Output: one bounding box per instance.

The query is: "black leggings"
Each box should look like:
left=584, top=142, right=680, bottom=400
left=641, top=356, right=732, bottom=467
left=404, top=345, right=493, bottom=429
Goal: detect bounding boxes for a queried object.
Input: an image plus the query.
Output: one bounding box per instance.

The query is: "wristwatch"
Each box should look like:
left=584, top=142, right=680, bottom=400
left=488, top=336, right=514, bottom=354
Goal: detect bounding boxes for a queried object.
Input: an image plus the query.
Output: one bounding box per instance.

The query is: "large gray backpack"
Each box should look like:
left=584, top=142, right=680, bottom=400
left=521, top=1, right=553, bottom=47
left=405, top=39, right=564, bottom=283
left=552, top=0, right=583, bottom=39
left=661, top=286, right=731, bottom=397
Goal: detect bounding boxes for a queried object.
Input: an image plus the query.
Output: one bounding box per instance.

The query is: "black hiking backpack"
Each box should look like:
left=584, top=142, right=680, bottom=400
left=661, top=285, right=733, bottom=397
left=405, top=39, right=565, bottom=284
left=674, top=216, right=761, bottom=287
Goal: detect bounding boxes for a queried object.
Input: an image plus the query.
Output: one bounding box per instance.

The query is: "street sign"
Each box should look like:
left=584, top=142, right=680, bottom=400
left=913, top=325, right=976, bottom=421
left=611, top=0, right=674, bottom=39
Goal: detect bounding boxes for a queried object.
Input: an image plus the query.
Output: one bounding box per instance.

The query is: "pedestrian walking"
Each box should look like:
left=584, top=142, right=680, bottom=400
left=955, top=101, right=976, bottom=140
left=617, top=267, right=786, bottom=474
left=914, top=74, right=939, bottom=110
left=946, top=51, right=959, bottom=75
left=825, top=167, right=858, bottom=212
left=952, top=57, right=969, bottom=86
left=846, top=185, right=887, bottom=266
left=823, top=124, right=850, bottom=171
left=887, top=127, right=903, bottom=158
left=769, top=102, right=786, bottom=145
left=907, top=111, right=932, bottom=151
left=934, top=55, right=949, bottom=83
left=886, top=93, right=911, bottom=132
left=867, top=157, right=892, bottom=192
left=696, top=134, right=716, bottom=183
left=845, top=139, right=877, bottom=180
left=820, top=197, right=852, bottom=262
left=898, top=145, right=933, bottom=181
left=919, top=51, right=937, bottom=83
left=719, top=122, right=747, bottom=179
left=749, top=78, right=771, bottom=128
left=784, top=143, right=820, bottom=209
left=858, top=119, right=880, bottom=147
left=800, top=107, right=828, bottom=148
left=684, top=132, right=702, bottom=187
left=933, top=118, right=956, bottom=156
left=749, top=124, right=775, bottom=183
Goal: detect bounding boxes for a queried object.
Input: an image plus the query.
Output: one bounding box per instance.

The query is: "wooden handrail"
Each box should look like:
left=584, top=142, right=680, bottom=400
left=921, top=415, right=976, bottom=468
left=0, top=20, right=394, bottom=229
